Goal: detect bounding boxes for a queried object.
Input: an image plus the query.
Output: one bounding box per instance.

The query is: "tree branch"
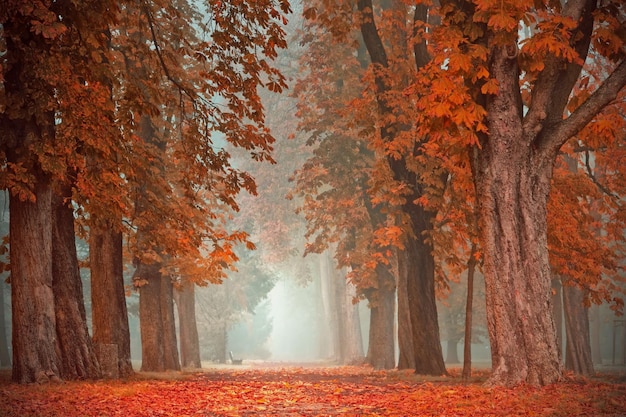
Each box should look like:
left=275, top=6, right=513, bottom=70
left=543, top=59, right=626, bottom=153
left=584, top=150, right=621, bottom=201
left=141, top=0, right=196, bottom=103
left=523, top=0, right=596, bottom=141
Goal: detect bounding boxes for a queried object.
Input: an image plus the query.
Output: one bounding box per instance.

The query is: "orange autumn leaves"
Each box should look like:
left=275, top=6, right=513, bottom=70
left=1, top=366, right=625, bottom=416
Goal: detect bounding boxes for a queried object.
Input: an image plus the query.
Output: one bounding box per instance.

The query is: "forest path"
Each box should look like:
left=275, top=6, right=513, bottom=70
left=0, top=365, right=625, bottom=416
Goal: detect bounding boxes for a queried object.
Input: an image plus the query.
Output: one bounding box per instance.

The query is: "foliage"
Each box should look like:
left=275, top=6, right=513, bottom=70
left=0, top=367, right=625, bottom=416
left=0, top=0, right=293, bottom=287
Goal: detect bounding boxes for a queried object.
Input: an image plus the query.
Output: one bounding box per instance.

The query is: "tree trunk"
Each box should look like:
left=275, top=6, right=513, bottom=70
left=589, top=305, right=601, bottom=364
left=319, top=252, right=339, bottom=360
left=462, top=249, right=477, bottom=380
left=175, top=282, right=201, bottom=369
left=52, top=185, right=101, bottom=380
left=0, top=278, right=10, bottom=368
left=476, top=48, right=561, bottom=386
left=0, top=203, right=9, bottom=368
left=90, top=218, right=134, bottom=377
left=562, top=283, right=594, bottom=376
left=10, top=172, right=61, bottom=383
left=365, top=267, right=396, bottom=370
left=552, top=279, right=564, bottom=361
left=402, top=218, right=447, bottom=375
left=160, top=273, right=180, bottom=371
left=396, top=249, right=415, bottom=369
left=446, top=339, right=460, bottom=364
left=136, top=262, right=180, bottom=371
left=335, top=268, right=364, bottom=364
left=356, top=0, right=445, bottom=376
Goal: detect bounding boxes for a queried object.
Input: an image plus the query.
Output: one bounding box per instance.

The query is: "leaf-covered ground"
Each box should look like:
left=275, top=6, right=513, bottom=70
left=1, top=365, right=625, bottom=416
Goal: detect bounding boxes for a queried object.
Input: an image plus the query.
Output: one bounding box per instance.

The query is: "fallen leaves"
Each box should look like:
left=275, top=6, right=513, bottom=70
left=0, top=366, right=624, bottom=416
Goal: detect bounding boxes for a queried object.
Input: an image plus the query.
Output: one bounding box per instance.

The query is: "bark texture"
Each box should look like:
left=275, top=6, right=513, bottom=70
left=10, top=174, right=61, bottom=383
left=135, top=262, right=180, bottom=372
left=462, top=250, right=477, bottom=380
left=552, top=279, right=564, bottom=359
left=0, top=279, right=10, bottom=368
left=90, top=219, right=134, bottom=377
left=365, top=266, right=396, bottom=370
left=562, top=283, right=594, bottom=376
left=175, top=283, right=201, bottom=369
left=477, top=44, right=561, bottom=386
left=52, top=186, right=101, bottom=380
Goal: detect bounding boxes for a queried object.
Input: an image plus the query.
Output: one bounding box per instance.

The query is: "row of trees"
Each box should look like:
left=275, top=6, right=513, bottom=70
left=289, top=0, right=626, bottom=386
left=1, top=0, right=625, bottom=388
left=0, top=0, right=291, bottom=383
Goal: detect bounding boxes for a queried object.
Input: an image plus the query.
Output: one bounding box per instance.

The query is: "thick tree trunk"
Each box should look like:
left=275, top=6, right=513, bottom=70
left=52, top=186, right=101, bottom=380
left=10, top=173, right=61, bottom=383
left=562, top=283, right=594, bottom=376
left=136, top=262, right=180, bottom=372
left=477, top=52, right=561, bottom=386
left=175, top=282, right=201, bottom=369
left=90, top=219, right=134, bottom=377
left=402, top=218, right=447, bottom=375
left=365, top=267, right=396, bottom=370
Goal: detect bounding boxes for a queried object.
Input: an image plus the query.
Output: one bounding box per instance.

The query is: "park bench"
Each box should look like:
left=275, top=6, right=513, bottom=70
left=229, top=351, right=242, bottom=365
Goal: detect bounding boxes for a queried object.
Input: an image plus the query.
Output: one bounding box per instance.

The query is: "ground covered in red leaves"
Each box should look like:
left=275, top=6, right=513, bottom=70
left=1, top=366, right=625, bottom=416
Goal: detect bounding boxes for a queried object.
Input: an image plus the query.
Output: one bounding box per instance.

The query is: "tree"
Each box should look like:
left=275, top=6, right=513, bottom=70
left=174, top=281, right=201, bottom=369
left=414, top=0, right=626, bottom=385
left=2, top=0, right=291, bottom=382
left=297, top=0, right=449, bottom=373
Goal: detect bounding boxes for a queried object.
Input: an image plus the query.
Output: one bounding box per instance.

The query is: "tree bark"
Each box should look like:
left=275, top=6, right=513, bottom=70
left=90, top=218, right=134, bottom=377
left=396, top=249, right=415, bottom=369
left=52, top=184, right=101, bottom=380
left=10, top=172, right=61, bottom=383
left=365, top=266, right=396, bottom=370
left=136, top=261, right=180, bottom=371
left=403, top=215, right=447, bottom=375
left=175, top=282, right=201, bottom=369
left=160, top=273, right=180, bottom=370
left=562, top=282, right=594, bottom=376
left=336, top=270, right=364, bottom=364
left=0, top=278, right=10, bottom=368
left=476, top=46, right=561, bottom=386
left=0, top=206, right=9, bottom=368
left=552, top=279, right=564, bottom=361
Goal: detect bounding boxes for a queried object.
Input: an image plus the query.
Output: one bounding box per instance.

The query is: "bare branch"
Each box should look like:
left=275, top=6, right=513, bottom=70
left=584, top=150, right=621, bottom=201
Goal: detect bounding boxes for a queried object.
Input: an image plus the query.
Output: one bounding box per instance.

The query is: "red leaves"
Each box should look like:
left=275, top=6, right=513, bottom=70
left=1, top=367, right=625, bottom=416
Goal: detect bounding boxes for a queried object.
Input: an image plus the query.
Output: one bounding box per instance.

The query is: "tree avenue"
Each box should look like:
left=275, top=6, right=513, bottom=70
left=1, top=0, right=625, bottom=390
left=1, top=0, right=290, bottom=383
left=294, top=0, right=625, bottom=386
